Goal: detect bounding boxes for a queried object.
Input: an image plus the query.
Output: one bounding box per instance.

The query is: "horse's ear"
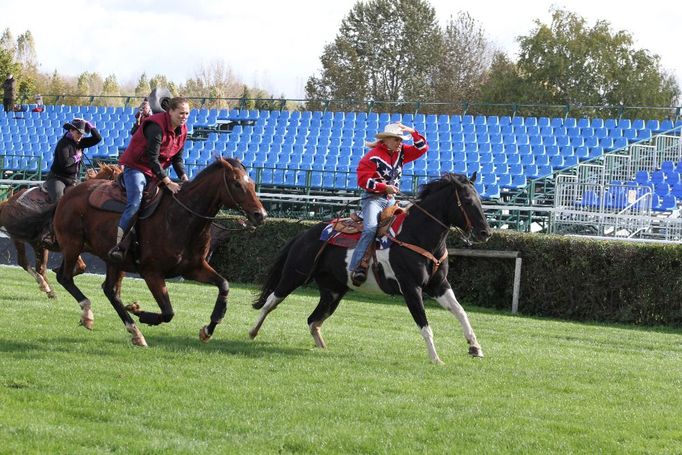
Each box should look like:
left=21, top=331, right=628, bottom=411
left=470, top=171, right=478, bottom=183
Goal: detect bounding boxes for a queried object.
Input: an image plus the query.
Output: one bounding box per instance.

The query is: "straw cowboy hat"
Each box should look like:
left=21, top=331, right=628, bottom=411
left=376, top=123, right=410, bottom=141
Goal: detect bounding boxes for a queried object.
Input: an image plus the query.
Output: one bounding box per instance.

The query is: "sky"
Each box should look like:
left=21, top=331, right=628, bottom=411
left=2, top=0, right=681, bottom=99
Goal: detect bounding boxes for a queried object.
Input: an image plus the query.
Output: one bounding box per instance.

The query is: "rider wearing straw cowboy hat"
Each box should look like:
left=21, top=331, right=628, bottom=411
left=348, top=122, right=429, bottom=286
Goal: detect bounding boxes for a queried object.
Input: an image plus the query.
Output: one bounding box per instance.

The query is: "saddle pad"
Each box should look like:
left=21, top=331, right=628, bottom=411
left=16, top=186, right=54, bottom=214
left=320, top=211, right=407, bottom=249
left=88, top=181, right=162, bottom=219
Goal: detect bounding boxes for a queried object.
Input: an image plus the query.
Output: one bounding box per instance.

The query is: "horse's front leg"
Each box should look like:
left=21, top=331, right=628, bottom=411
left=402, top=285, right=444, bottom=365
left=432, top=285, right=483, bottom=358
left=101, top=266, right=147, bottom=347
left=182, top=260, right=229, bottom=342
left=127, top=272, right=175, bottom=327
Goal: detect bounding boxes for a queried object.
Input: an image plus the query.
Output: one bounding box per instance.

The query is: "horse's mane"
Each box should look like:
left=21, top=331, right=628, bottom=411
left=190, top=157, right=247, bottom=182
left=416, top=173, right=466, bottom=200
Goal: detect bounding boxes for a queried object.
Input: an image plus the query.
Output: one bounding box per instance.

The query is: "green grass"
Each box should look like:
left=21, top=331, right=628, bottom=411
left=0, top=265, right=680, bottom=454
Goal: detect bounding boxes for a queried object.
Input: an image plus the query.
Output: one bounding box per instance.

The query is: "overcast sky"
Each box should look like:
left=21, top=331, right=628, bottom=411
left=1, top=0, right=681, bottom=99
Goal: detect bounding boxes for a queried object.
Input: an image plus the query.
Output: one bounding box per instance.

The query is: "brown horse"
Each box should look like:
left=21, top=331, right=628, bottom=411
left=0, top=163, right=121, bottom=298
left=53, top=157, right=267, bottom=346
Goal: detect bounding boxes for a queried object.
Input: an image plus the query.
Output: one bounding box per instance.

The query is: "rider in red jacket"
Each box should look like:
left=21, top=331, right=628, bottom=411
left=348, top=122, right=428, bottom=285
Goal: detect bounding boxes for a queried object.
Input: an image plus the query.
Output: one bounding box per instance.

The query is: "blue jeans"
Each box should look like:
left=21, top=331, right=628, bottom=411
left=118, top=167, right=148, bottom=232
left=348, top=194, right=395, bottom=271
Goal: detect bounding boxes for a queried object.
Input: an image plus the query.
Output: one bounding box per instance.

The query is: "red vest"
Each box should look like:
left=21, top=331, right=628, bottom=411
left=119, top=112, right=188, bottom=179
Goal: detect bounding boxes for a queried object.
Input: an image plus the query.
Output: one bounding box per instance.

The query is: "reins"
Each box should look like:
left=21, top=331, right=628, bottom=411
left=399, top=183, right=475, bottom=246
left=170, top=166, right=253, bottom=232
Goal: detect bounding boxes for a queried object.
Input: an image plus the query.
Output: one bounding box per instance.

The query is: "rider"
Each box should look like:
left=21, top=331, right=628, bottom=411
left=107, top=96, right=190, bottom=263
left=130, top=97, right=152, bottom=136
left=41, top=118, right=102, bottom=245
left=348, top=122, right=429, bottom=286
left=46, top=118, right=102, bottom=203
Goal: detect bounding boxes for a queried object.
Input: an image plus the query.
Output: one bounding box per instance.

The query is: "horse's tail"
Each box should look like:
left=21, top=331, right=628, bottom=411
left=252, top=232, right=302, bottom=309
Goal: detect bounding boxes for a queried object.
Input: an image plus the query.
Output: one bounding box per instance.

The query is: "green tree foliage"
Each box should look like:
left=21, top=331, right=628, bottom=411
left=134, top=72, right=151, bottom=98
left=101, top=74, right=120, bottom=105
left=305, top=0, right=441, bottom=112
left=480, top=8, right=680, bottom=118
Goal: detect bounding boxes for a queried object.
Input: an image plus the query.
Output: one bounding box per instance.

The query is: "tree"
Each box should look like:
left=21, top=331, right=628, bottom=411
left=101, top=74, right=121, bottom=106
left=480, top=8, right=680, bottom=118
left=432, top=12, right=494, bottom=112
left=134, top=72, right=151, bottom=98
left=149, top=75, right=177, bottom=93
left=183, top=60, right=244, bottom=109
left=305, top=0, right=441, bottom=111
left=0, top=28, right=14, bottom=57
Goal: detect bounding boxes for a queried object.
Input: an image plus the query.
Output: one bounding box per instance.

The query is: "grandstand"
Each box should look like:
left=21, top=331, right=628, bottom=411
left=2, top=102, right=682, bottom=240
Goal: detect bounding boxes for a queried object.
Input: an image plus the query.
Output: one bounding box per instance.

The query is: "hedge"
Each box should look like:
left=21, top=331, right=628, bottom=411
left=209, top=218, right=682, bottom=327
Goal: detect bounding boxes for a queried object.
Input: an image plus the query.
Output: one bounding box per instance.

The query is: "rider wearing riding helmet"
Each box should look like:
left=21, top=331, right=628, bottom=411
left=107, top=96, right=190, bottom=263
left=348, top=122, right=428, bottom=286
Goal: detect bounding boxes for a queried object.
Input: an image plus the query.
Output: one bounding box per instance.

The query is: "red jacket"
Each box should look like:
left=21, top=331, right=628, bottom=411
left=119, top=112, right=188, bottom=180
left=356, top=131, right=428, bottom=194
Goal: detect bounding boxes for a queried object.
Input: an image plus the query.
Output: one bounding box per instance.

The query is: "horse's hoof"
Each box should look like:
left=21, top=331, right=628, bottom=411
left=432, top=358, right=445, bottom=365
left=47, top=290, right=57, bottom=299
left=248, top=329, right=258, bottom=339
left=125, top=302, right=142, bottom=315
left=468, top=346, right=484, bottom=358
left=79, top=318, right=94, bottom=331
left=199, top=326, right=211, bottom=343
left=131, top=335, right=148, bottom=347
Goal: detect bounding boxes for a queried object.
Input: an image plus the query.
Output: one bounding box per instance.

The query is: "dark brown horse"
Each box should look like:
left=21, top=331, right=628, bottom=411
left=53, top=157, right=267, bottom=346
left=0, top=163, right=121, bottom=297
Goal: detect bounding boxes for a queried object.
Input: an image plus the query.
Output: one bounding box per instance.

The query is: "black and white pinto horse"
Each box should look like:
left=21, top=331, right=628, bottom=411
left=250, top=173, right=492, bottom=364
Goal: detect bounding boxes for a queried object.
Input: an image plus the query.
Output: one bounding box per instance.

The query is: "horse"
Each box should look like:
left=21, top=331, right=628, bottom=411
left=53, top=157, right=267, bottom=346
left=0, top=163, right=122, bottom=298
left=249, top=172, right=492, bottom=364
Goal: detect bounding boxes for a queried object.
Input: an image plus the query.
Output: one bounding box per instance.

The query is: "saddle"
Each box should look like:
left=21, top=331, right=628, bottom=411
left=15, top=185, right=55, bottom=214
left=88, top=175, right=164, bottom=219
left=320, top=205, right=406, bottom=250
left=331, top=205, right=402, bottom=236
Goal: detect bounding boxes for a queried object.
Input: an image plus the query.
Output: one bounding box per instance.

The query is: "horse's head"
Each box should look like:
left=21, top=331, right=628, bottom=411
left=87, top=162, right=123, bottom=181
left=418, top=172, right=492, bottom=244
left=216, top=157, right=267, bottom=226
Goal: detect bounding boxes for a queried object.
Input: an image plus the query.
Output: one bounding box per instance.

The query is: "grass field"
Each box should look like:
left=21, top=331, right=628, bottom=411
left=0, top=265, right=680, bottom=454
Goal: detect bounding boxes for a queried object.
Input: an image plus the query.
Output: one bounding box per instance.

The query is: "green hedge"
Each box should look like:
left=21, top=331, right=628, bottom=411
left=210, top=219, right=682, bottom=327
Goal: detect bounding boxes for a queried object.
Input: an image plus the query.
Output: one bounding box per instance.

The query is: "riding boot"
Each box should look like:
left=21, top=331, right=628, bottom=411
left=351, top=244, right=375, bottom=286
left=107, top=227, right=129, bottom=264
left=40, top=219, right=58, bottom=249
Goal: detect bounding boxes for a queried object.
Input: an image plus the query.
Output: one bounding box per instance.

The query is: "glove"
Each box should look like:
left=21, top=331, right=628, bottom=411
left=85, top=121, right=94, bottom=133
left=73, top=150, right=83, bottom=163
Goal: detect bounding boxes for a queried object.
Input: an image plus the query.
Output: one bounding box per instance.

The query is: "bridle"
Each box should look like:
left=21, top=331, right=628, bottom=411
left=170, top=165, right=253, bottom=232
left=404, top=179, right=476, bottom=246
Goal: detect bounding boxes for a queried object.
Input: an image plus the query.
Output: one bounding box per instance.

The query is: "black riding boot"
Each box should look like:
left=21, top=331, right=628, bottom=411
left=107, top=227, right=128, bottom=263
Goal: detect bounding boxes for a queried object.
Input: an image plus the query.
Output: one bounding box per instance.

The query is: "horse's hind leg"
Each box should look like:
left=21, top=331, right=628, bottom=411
left=56, top=251, right=94, bottom=330
left=433, top=286, right=483, bottom=358
left=33, top=246, right=56, bottom=298
left=74, top=255, right=87, bottom=276
left=15, top=240, right=53, bottom=298
left=249, top=292, right=286, bottom=339
left=101, top=267, right=147, bottom=347
left=307, top=280, right=347, bottom=348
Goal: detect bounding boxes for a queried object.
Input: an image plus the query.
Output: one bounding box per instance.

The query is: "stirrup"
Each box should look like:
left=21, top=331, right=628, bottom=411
left=351, top=267, right=368, bottom=286
left=107, top=244, right=126, bottom=263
